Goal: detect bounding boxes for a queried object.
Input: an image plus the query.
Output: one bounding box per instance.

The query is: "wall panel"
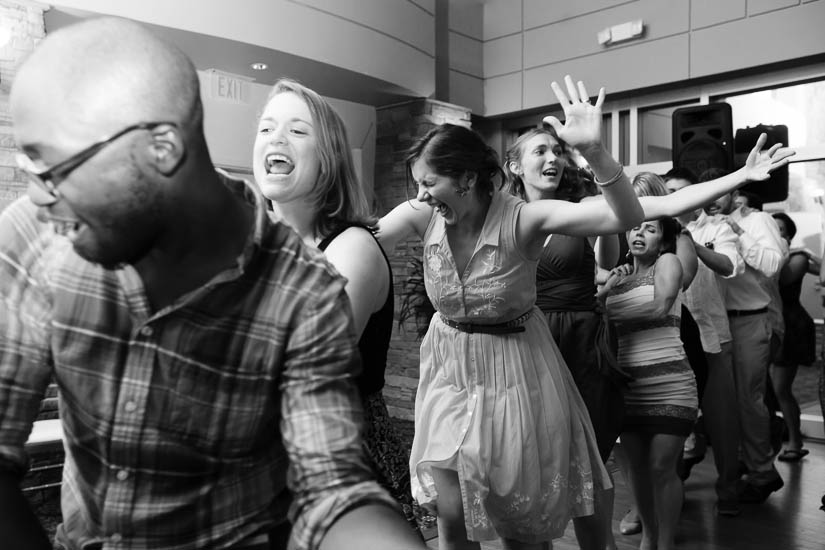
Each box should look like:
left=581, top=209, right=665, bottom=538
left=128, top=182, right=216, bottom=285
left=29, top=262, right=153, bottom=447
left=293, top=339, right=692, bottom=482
left=748, top=0, right=801, bottom=16
left=295, top=0, right=434, bottom=53
left=484, top=72, right=523, bottom=115
left=450, top=31, right=483, bottom=77
left=690, top=0, right=746, bottom=29
left=523, top=0, right=688, bottom=69
left=482, top=0, right=521, bottom=40
left=523, top=0, right=629, bottom=29
left=450, top=70, right=484, bottom=114
left=449, top=0, right=483, bottom=39
left=523, top=35, right=689, bottom=113
left=483, top=34, right=522, bottom=78
left=691, top=1, right=825, bottom=78
left=409, top=0, right=434, bottom=15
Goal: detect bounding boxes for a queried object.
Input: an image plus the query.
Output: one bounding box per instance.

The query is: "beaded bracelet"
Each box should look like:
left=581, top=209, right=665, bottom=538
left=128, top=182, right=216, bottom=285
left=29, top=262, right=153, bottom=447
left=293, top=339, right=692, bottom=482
left=595, top=164, right=624, bottom=188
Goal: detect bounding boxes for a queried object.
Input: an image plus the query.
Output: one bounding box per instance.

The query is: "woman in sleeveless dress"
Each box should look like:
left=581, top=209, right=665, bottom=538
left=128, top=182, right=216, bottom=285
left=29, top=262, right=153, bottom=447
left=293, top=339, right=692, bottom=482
left=503, top=129, right=624, bottom=550
left=601, top=217, right=698, bottom=550
left=252, top=79, right=422, bottom=536
left=770, top=212, right=818, bottom=461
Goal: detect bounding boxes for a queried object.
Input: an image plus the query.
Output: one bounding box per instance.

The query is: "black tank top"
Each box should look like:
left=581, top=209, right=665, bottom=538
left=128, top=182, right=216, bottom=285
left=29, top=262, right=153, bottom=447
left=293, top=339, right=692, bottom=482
left=319, top=224, right=393, bottom=397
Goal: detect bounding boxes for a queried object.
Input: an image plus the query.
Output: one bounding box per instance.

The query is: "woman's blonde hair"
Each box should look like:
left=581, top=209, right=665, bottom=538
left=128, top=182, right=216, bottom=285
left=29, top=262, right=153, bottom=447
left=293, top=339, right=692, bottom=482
left=265, top=78, right=376, bottom=236
left=631, top=171, right=669, bottom=198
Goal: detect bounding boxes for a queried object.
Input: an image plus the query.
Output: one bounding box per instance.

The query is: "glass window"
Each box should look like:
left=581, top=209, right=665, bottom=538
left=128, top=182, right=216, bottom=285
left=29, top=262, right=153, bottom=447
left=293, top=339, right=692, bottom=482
left=601, top=115, right=612, bottom=156
left=618, top=111, right=630, bottom=166
left=720, top=79, right=825, bottom=148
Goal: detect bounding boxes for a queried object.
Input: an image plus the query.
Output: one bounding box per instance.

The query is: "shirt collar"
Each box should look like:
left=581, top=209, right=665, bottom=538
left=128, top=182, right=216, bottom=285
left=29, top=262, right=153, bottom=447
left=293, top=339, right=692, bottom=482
left=690, top=210, right=711, bottom=229
left=214, top=169, right=269, bottom=270
left=427, top=190, right=504, bottom=248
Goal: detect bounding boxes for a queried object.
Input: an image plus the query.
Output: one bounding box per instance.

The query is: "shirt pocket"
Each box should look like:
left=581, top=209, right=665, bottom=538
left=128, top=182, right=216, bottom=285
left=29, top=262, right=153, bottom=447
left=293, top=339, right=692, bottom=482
left=151, top=351, right=279, bottom=465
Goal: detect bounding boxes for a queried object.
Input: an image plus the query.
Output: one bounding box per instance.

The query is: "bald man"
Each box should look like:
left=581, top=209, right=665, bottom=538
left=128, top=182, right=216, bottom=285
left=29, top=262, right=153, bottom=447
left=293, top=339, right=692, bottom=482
left=0, top=17, right=424, bottom=550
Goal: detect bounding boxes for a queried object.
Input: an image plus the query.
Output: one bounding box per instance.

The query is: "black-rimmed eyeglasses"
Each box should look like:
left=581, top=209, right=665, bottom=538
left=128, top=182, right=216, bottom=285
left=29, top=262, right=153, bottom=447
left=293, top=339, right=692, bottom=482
left=15, top=121, right=178, bottom=199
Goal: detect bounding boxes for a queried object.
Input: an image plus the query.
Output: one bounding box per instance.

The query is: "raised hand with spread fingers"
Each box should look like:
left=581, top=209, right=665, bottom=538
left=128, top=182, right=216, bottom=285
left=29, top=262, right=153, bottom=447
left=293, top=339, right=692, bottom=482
left=544, top=75, right=606, bottom=155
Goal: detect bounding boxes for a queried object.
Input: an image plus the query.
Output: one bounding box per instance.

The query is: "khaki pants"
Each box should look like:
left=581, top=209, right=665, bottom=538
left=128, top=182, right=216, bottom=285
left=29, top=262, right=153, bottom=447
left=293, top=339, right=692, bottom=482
left=701, top=343, right=740, bottom=501
left=728, top=313, right=780, bottom=484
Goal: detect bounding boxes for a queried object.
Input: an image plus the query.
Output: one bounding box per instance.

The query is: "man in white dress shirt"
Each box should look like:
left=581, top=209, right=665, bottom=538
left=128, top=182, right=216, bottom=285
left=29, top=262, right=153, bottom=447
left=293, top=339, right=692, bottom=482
left=666, top=168, right=745, bottom=516
left=702, top=172, right=788, bottom=504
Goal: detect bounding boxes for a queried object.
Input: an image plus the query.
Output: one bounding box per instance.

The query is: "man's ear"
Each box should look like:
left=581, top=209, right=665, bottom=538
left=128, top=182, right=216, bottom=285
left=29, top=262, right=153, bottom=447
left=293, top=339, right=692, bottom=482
left=465, top=171, right=478, bottom=188
left=149, top=124, right=186, bottom=175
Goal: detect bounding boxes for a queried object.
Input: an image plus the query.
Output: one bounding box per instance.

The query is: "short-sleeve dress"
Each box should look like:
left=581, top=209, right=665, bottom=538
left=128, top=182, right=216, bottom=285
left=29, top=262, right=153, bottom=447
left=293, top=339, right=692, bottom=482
left=409, top=191, right=611, bottom=543
left=605, top=266, right=698, bottom=436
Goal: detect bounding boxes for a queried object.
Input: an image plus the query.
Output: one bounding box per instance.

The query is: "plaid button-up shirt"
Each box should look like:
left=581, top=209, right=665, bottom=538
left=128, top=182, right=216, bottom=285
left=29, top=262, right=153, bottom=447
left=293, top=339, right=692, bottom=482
left=0, top=174, right=395, bottom=549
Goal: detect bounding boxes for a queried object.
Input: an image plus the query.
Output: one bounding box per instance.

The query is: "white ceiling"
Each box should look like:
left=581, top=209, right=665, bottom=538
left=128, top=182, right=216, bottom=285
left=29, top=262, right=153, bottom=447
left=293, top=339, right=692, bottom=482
left=44, top=6, right=420, bottom=107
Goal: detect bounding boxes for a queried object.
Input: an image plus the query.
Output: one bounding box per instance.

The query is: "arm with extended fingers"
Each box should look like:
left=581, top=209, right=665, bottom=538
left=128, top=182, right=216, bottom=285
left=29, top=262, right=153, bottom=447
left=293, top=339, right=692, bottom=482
left=519, top=76, right=644, bottom=244
left=639, top=133, right=795, bottom=219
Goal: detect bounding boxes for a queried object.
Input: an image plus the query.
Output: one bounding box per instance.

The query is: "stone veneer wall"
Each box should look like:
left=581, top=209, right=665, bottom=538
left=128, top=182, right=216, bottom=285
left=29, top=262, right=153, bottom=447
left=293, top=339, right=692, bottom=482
left=0, top=0, right=43, bottom=209
left=0, top=2, right=56, bottom=422
left=374, top=98, right=471, bottom=420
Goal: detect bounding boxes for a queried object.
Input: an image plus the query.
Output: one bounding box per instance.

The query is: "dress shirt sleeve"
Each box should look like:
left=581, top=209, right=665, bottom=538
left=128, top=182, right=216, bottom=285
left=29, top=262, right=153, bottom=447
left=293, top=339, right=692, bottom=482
left=281, top=276, right=396, bottom=550
left=736, top=213, right=787, bottom=278
left=0, top=200, right=55, bottom=476
left=713, top=223, right=745, bottom=279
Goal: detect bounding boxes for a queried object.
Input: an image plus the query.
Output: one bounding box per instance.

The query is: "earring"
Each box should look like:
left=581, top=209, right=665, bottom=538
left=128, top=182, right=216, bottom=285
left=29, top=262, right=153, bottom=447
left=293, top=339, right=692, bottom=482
left=455, top=186, right=469, bottom=197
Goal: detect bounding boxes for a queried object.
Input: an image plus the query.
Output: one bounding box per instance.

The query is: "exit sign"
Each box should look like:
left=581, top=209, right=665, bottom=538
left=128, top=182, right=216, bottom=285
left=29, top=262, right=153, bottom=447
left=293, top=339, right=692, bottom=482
left=207, top=69, right=252, bottom=104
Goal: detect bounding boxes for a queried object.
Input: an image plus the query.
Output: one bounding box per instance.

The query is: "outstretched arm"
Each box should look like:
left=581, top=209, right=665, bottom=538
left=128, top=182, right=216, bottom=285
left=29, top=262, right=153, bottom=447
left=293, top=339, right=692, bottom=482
left=376, top=201, right=432, bottom=255
left=639, top=133, right=795, bottom=219
left=518, top=76, right=643, bottom=248
left=324, top=227, right=391, bottom=338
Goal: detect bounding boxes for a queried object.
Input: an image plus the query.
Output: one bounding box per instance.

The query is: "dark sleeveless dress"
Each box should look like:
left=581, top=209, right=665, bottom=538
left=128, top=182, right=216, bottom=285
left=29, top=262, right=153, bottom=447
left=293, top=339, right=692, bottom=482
left=776, top=251, right=816, bottom=366
left=536, top=235, right=623, bottom=461
left=318, top=224, right=420, bottom=532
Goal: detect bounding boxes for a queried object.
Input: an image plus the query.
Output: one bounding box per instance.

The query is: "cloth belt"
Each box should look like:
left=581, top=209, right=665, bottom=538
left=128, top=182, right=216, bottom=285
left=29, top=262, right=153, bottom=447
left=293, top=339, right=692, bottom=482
left=726, top=307, right=768, bottom=317
left=440, top=311, right=531, bottom=334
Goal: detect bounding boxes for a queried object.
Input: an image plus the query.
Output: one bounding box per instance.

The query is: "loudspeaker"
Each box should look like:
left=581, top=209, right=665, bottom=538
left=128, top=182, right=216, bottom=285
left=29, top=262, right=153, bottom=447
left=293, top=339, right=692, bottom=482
left=672, top=103, right=734, bottom=178
left=734, top=124, right=789, bottom=203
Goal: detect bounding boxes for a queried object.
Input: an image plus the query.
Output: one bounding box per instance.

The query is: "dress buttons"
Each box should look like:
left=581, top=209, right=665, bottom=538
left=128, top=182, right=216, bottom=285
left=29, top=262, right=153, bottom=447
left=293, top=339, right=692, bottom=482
left=124, top=401, right=137, bottom=413
left=139, top=326, right=153, bottom=337
left=116, top=469, right=129, bottom=481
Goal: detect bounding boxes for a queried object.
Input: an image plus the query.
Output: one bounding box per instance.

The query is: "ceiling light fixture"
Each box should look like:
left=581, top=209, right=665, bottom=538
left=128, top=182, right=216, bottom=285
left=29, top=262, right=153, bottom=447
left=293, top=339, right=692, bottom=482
left=251, top=62, right=268, bottom=71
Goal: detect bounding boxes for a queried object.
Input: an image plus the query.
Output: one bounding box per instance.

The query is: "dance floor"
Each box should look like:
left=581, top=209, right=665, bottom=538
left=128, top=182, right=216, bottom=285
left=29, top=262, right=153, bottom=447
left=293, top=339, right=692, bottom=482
left=425, top=438, right=825, bottom=550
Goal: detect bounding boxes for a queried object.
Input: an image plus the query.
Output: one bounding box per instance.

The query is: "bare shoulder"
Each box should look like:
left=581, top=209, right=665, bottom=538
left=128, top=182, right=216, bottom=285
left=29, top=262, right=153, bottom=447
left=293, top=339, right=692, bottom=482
left=323, top=227, right=390, bottom=287
left=325, top=226, right=385, bottom=261
left=656, top=252, right=683, bottom=273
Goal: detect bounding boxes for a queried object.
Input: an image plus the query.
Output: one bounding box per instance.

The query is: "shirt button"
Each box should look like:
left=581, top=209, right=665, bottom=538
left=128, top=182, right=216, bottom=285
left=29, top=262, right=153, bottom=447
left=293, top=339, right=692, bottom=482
left=116, top=469, right=129, bottom=481
left=139, top=326, right=153, bottom=337
left=124, top=401, right=137, bottom=413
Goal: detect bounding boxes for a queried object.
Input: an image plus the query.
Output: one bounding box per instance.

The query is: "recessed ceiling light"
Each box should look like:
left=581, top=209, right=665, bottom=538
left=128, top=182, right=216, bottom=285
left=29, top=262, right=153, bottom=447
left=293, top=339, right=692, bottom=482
left=251, top=62, right=268, bottom=71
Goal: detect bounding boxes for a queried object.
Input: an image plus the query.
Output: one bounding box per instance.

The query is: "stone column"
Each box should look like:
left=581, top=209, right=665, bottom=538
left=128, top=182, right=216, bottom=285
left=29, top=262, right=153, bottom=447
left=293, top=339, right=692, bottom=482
left=374, top=97, right=471, bottom=420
